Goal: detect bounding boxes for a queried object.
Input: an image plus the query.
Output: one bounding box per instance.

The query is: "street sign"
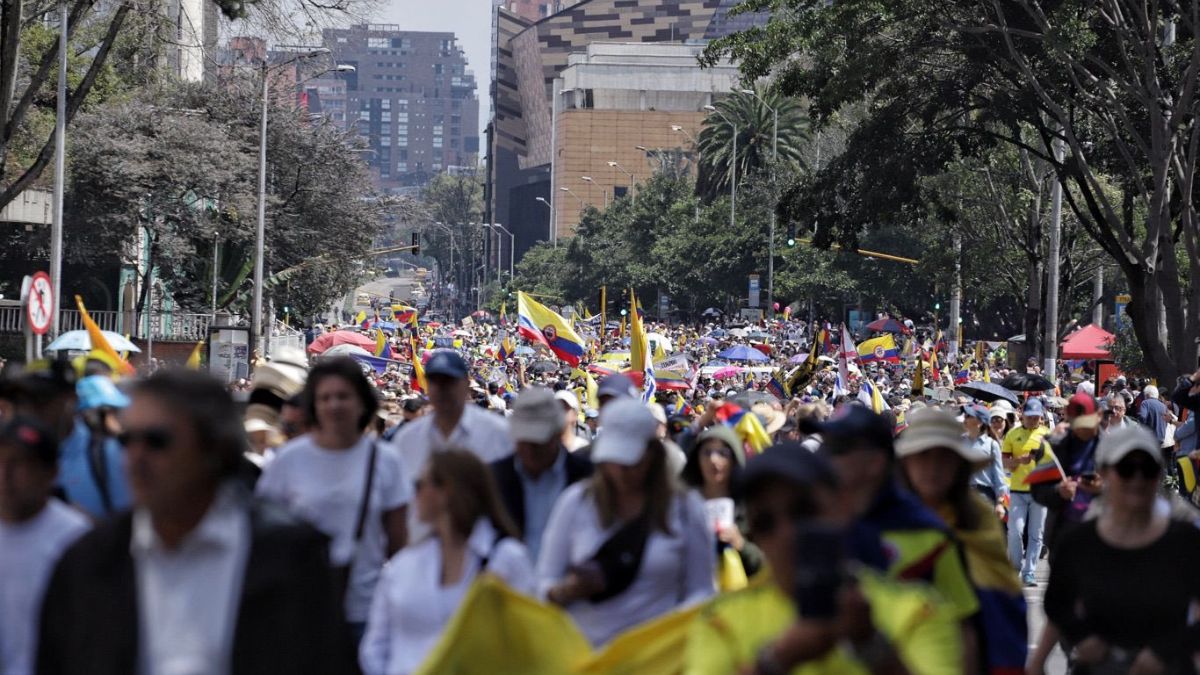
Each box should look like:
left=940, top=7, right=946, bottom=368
left=25, top=271, right=53, bottom=335
left=748, top=275, right=760, bottom=308
left=1114, top=293, right=1131, bottom=324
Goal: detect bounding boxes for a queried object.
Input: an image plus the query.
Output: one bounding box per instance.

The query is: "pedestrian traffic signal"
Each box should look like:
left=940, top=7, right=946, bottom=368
left=786, top=222, right=796, bottom=247
left=411, top=232, right=420, bottom=256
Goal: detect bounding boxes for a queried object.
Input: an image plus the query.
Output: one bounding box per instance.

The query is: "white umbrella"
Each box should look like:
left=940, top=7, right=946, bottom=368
left=645, top=332, right=673, bottom=352
left=45, top=329, right=141, bottom=353
left=323, top=344, right=372, bottom=358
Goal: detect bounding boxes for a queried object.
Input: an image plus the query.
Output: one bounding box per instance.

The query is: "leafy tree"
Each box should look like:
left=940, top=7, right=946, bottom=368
left=65, top=82, right=380, bottom=319
left=696, top=89, right=808, bottom=202
left=419, top=173, right=486, bottom=297
left=704, top=0, right=1200, bottom=380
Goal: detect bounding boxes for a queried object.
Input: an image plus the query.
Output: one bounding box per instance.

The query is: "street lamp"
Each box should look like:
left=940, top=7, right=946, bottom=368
left=535, top=197, right=555, bottom=244
left=670, top=124, right=698, bottom=145
left=741, top=88, right=779, bottom=318
left=578, top=174, right=604, bottom=206
left=560, top=186, right=586, bottom=210
left=483, top=223, right=515, bottom=280
left=607, top=161, right=636, bottom=193
left=703, top=104, right=738, bottom=234
left=254, top=47, right=330, bottom=356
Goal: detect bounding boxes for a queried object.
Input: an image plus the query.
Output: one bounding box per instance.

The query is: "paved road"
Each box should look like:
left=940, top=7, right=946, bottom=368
left=1026, top=558, right=1069, bottom=674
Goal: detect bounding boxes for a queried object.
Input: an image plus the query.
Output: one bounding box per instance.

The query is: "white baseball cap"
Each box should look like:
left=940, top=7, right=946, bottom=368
left=592, top=398, right=659, bottom=466
left=1096, top=424, right=1164, bottom=468
left=554, top=389, right=581, bottom=412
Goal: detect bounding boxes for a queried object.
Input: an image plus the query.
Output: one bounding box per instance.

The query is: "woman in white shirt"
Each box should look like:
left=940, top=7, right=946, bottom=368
left=257, top=357, right=410, bottom=641
left=538, top=398, right=716, bottom=646
left=360, top=448, right=534, bottom=675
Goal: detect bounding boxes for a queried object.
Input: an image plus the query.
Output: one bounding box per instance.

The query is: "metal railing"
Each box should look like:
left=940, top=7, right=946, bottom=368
left=0, top=305, right=212, bottom=342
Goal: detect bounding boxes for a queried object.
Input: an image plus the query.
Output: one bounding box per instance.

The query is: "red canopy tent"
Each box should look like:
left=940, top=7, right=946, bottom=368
left=1059, top=324, right=1115, bottom=359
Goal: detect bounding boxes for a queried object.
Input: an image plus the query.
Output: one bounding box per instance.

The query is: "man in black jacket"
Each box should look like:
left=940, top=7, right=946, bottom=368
left=490, top=386, right=592, bottom=561
left=1172, top=368, right=1200, bottom=413
left=37, top=370, right=355, bottom=675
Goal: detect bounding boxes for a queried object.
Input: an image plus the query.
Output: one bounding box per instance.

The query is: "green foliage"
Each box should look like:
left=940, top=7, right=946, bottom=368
left=696, top=89, right=808, bottom=202
left=418, top=173, right=486, bottom=293
left=1108, top=315, right=1150, bottom=379
left=65, top=82, right=380, bottom=319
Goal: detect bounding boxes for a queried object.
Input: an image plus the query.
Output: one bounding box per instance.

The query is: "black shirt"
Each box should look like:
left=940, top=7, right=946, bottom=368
left=1045, top=519, right=1200, bottom=668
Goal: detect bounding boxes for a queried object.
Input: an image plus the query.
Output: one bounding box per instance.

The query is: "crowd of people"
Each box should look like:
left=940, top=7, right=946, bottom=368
left=1, top=308, right=1199, bottom=674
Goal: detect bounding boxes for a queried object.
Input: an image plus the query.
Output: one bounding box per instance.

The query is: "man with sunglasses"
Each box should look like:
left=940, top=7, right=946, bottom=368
left=37, top=370, right=355, bottom=675
left=685, top=442, right=963, bottom=674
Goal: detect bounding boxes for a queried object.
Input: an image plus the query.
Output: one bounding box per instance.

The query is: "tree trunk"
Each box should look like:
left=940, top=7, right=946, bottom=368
left=1021, top=258, right=1042, bottom=368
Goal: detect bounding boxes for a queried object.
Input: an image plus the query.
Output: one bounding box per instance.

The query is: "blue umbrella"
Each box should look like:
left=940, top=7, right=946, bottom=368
left=717, top=345, right=768, bottom=362
left=46, top=329, right=141, bottom=353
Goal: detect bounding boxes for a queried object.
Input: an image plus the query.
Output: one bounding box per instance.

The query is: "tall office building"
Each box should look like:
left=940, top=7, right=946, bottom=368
left=321, top=25, right=480, bottom=194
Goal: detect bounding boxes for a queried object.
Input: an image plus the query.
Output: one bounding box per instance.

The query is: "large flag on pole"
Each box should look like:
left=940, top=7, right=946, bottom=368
left=857, top=334, right=901, bottom=364
left=76, top=296, right=135, bottom=376
left=629, top=288, right=655, bottom=402
left=409, top=336, right=427, bottom=393
left=517, top=292, right=585, bottom=366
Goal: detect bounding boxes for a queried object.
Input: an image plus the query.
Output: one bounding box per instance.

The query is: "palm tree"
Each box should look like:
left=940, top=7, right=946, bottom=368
left=696, top=89, right=809, bottom=202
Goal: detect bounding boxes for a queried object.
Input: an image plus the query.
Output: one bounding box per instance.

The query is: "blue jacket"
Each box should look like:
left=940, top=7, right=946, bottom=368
left=58, top=418, right=132, bottom=519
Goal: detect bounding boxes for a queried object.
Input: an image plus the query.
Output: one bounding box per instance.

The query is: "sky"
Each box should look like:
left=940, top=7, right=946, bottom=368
left=378, top=0, right=495, bottom=138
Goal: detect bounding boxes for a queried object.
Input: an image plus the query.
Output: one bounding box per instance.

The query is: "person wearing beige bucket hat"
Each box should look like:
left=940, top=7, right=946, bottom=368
left=895, top=408, right=1027, bottom=673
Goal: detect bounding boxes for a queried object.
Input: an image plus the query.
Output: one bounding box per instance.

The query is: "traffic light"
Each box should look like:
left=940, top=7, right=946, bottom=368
left=411, top=232, right=420, bottom=256
left=786, top=222, right=796, bottom=247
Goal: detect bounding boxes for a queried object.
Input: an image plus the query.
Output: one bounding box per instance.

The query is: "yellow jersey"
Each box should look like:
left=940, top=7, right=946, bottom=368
left=1002, top=425, right=1048, bottom=492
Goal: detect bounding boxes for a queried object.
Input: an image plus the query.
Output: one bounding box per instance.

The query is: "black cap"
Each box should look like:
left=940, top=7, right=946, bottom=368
left=0, top=415, right=58, bottom=468
left=424, top=350, right=469, bottom=379
left=735, top=442, right=839, bottom=498
left=814, top=404, right=894, bottom=455
left=401, top=396, right=427, bottom=413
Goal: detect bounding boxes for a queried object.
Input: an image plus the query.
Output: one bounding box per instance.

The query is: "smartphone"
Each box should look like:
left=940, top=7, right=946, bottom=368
left=792, top=524, right=848, bottom=620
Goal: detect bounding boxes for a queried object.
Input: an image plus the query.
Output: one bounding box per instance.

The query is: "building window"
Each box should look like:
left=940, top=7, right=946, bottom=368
left=368, top=37, right=388, bottom=49
left=433, top=137, right=443, bottom=148
left=614, top=186, right=629, bottom=199
left=381, top=135, right=391, bottom=146
left=397, top=162, right=407, bottom=172
left=433, top=163, right=442, bottom=171
left=381, top=99, right=390, bottom=109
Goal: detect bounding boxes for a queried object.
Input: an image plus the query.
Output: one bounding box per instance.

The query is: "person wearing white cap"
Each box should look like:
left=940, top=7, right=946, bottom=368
left=896, top=409, right=1026, bottom=674
left=554, top=390, right=589, bottom=452
left=1035, top=425, right=1200, bottom=675
left=536, top=398, right=715, bottom=646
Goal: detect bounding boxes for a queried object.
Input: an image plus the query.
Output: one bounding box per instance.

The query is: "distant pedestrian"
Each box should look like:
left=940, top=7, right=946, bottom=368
left=0, top=417, right=90, bottom=675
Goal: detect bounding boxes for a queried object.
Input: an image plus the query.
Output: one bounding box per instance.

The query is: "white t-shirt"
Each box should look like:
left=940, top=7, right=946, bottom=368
left=257, top=435, right=412, bottom=622
left=392, top=405, right=513, bottom=543
left=0, top=499, right=91, bottom=675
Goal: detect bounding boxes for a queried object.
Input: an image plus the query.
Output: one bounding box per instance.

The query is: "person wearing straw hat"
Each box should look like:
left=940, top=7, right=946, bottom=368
left=896, top=408, right=1028, bottom=675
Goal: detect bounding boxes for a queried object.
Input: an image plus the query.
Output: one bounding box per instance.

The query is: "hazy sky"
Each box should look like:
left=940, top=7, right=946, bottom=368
left=378, top=0, right=495, bottom=137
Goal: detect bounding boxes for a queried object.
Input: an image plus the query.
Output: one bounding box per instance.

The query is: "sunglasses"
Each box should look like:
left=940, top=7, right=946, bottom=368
left=116, top=427, right=174, bottom=452
left=1114, top=455, right=1161, bottom=481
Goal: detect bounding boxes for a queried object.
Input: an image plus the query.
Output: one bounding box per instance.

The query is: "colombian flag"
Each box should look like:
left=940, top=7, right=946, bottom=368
left=391, top=304, right=418, bottom=328
left=497, top=336, right=514, bottom=361
left=857, top=334, right=900, bottom=363
left=517, top=292, right=585, bottom=366
left=1025, top=449, right=1065, bottom=485
left=713, top=402, right=772, bottom=455
left=409, top=336, right=427, bottom=393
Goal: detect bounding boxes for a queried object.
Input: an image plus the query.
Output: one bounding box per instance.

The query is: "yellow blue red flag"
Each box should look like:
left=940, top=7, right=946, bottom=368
left=857, top=334, right=900, bottom=364
left=517, top=292, right=585, bottom=366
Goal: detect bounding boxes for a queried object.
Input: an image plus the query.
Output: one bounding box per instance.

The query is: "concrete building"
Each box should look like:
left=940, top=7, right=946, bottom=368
left=503, top=0, right=581, bottom=21
left=323, top=25, right=480, bottom=194
left=164, top=0, right=220, bottom=82
left=488, top=0, right=765, bottom=263
left=552, top=43, right=737, bottom=235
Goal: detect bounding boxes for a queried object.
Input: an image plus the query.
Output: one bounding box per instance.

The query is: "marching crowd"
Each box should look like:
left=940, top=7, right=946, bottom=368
left=1, top=310, right=1199, bottom=675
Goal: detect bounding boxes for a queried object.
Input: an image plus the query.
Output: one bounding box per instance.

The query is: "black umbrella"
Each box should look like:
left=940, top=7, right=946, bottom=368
left=1000, top=372, right=1054, bottom=392
left=732, top=390, right=777, bottom=408
left=529, top=360, right=558, bottom=374
left=956, top=381, right=1019, bottom=406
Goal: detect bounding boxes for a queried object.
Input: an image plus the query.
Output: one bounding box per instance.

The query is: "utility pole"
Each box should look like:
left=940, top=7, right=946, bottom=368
left=948, top=233, right=962, bottom=363
left=1044, top=134, right=1065, bottom=379
left=49, top=0, right=67, bottom=337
